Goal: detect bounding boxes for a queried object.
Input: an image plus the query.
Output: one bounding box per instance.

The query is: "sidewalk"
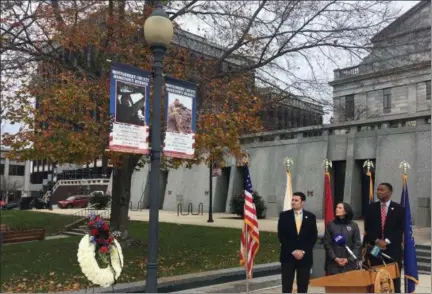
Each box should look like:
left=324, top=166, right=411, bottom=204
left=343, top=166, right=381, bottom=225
left=254, top=272, right=432, bottom=293
left=171, top=272, right=431, bottom=293
left=39, top=208, right=432, bottom=245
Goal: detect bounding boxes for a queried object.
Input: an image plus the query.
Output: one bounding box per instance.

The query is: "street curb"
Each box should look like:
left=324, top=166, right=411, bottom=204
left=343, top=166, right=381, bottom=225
left=210, top=275, right=282, bottom=293
left=68, top=262, right=281, bottom=293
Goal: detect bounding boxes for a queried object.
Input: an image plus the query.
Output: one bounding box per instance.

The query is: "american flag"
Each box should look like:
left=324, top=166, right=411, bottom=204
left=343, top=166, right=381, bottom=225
left=239, top=165, right=260, bottom=279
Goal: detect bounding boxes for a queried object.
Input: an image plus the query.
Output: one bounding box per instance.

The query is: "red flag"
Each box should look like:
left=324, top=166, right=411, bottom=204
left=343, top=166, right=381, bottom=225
left=324, top=172, right=334, bottom=227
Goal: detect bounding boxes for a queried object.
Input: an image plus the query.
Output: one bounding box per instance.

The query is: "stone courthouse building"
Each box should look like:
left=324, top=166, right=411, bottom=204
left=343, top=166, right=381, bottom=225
left=151, top=1, right=431, bottom=227
left=331, top=1, right=431, bottom=121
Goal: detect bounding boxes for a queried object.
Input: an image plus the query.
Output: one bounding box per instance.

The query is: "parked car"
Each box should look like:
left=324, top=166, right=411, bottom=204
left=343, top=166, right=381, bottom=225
left=58, top=195, right=90, bottom=209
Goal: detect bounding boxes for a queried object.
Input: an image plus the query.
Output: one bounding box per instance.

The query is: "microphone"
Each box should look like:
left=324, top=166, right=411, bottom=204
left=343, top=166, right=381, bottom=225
left=345, top=246, right=358, bottom=261
left=368, top=245, right=395, bottom=261
left=334, top=234, right=346, bottom=246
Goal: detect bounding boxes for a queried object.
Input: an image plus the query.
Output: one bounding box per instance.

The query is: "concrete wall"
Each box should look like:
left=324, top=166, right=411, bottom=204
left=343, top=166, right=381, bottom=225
left=244, top=115, right=431, bottom=223
left=130, top=113, right=431, bottom=226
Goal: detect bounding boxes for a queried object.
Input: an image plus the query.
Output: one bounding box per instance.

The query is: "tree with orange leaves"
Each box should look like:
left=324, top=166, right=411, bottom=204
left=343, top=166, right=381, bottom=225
left=1, top=0, right=400, bottom=237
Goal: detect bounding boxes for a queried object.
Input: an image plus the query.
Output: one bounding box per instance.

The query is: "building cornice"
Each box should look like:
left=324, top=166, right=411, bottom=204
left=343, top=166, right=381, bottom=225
left=371, top=1, right=431, bottom=43
left=329, top=61, right=431, bottom=86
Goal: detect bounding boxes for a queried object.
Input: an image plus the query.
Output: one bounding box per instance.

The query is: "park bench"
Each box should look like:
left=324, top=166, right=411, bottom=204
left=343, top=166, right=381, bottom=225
left=0, top=224, right=9, bottom=232
left=1, top=228, right=45, bottom=244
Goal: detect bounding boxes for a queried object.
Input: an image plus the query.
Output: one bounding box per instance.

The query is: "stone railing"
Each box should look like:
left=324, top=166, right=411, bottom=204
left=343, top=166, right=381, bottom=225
left=240, top=112, right=431, bottom=144
left=334, top=65, right=361, bottom=79
left=333, top=58, right=430, bottom=81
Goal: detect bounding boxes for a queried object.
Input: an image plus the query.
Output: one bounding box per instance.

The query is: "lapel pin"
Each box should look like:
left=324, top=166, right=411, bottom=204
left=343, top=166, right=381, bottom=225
left=305, top=216, right=308, bottom=219
left=391, top=207, right=394, bottom=210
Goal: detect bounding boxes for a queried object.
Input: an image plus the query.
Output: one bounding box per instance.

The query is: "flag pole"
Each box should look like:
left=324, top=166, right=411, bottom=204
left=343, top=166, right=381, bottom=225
left=400, top=161, right=409, bottom=294
left=245, top=222, right=249, bottom=293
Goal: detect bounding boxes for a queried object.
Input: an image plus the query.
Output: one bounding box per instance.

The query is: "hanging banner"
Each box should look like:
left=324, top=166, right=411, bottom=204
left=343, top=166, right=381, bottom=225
left=164, top=77, right=196, bottom=159
left=109, top=62, right=151, bottom=154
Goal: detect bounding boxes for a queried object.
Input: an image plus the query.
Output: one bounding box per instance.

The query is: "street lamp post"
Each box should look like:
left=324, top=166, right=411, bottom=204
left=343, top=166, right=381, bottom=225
left=207, top=160, right=214, bottom=222
left=143, top=3, right=173, bottom=293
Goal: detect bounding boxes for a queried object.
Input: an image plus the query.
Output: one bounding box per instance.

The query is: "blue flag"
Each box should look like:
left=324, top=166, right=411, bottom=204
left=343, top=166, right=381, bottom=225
left=400, top=175, right=419, bottom=293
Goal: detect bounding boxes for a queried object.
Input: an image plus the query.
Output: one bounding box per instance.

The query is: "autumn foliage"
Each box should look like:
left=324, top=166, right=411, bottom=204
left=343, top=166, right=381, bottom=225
left=1, top=3, right=263, bottom=167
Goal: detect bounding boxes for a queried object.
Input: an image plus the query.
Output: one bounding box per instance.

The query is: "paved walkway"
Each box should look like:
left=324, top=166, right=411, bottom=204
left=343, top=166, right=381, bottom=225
left=253, top=273, right=432, bottom=293
left=38, top=208, right=432, bottom=245
left=172, top=272, right=431, bottom=293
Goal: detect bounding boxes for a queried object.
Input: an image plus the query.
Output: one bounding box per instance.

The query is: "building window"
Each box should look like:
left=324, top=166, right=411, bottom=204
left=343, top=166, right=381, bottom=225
left=345, top=95, right=355, bottom=120
left=9, top=165, right=25, bottom=176
left=0, top=164, right=4, bottom=175
left=427, top=80, right=431, bottom=100
left=383, top=88, right=392, bottom=113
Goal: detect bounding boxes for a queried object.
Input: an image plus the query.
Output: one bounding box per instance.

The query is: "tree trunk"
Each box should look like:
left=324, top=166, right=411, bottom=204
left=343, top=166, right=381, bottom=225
left=110, top=154, right=140, bottom=240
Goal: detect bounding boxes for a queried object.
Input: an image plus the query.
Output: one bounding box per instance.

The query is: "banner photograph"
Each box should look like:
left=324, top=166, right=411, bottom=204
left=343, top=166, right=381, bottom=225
left=109, top=62, right=151, bottom=154
left=164, top=77, right=197, bottom=159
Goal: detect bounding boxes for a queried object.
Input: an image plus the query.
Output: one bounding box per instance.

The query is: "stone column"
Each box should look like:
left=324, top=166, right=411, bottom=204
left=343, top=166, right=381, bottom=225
left=22, top=160, right=31, bottom=197
left=4, top=158, right=10, bottom=178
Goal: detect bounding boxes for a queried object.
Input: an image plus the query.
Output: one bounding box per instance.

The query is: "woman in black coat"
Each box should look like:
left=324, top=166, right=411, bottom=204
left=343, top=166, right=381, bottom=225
left=323, top=202, right=362, bottom=275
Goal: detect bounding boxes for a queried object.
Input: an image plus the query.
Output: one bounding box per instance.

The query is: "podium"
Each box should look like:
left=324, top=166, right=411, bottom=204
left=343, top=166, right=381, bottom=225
left=310, top=263, right=400, bottom=293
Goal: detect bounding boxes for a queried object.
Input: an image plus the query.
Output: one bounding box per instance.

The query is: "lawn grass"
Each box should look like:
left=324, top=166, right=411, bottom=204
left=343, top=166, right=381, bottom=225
left=0, top=210, right=76, bottom=235
left=1, top=220, right=280, bottom=292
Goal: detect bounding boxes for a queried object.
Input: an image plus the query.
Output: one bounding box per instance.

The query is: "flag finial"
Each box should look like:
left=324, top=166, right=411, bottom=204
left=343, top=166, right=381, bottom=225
left=399, top=161, right=410, bottom=175
left=322, top=159, right=332, bottom=173
left=363, top=159, right=374, bottom=172
left=284, top=157, right=294, bottom=172
left=240, top=149, right=250, bottom=166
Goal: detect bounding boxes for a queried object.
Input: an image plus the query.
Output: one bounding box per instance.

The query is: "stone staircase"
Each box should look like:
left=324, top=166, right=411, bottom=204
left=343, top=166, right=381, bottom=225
left=416, top=244, right=431, bottom=274
left=61, top=204, right=111, bottom=237
left=64, top=224, right=89, bottom=236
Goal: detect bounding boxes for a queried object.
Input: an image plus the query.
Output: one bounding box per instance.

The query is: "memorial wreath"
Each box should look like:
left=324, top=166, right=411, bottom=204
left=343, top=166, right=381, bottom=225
left=77, top=214, right=124, bottom=288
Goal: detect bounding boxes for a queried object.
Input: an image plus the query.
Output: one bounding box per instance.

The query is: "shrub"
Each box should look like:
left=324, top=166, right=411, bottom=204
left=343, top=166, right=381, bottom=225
left=89, top=193, right=111, bottom=209
left=230, top=191, right=267, bottom=219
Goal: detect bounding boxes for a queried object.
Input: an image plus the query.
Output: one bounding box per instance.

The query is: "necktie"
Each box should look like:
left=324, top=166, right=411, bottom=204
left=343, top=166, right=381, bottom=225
left=296, top=212, right=302, bottom=234
left=381, top=204, right=387, bottom=238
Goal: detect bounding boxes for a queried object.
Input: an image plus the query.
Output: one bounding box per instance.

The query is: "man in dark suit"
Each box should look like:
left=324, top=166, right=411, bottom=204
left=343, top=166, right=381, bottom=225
left=278, top=192, right=318, bottom=293
left=364, top=182, right=404, bottom=293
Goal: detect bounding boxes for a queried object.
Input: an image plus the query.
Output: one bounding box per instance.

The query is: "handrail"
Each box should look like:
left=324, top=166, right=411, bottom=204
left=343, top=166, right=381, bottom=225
left=72, top=203, right=98, bottom=217
left=60, top=204, right=111, bottom=234
left=52, top=178, right=110, bottom=193
left=70, top=203, right=98, bottom=223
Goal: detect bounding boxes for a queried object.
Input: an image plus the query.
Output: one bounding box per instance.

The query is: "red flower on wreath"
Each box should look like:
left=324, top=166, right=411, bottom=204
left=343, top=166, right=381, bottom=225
left=99, top=246, right=109, bottom=253
left=90, top=228, right=99, bottom=236
left=103, top=223, right=109, bottom=231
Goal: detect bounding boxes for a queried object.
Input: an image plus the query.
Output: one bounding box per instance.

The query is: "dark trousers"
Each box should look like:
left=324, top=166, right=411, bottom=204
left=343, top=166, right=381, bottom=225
left=281, top=262, right=311, bottom=293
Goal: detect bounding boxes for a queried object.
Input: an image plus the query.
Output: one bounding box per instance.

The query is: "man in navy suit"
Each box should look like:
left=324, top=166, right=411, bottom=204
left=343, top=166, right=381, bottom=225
left=364, top=183, right=404, bottom=293
left=278, top=192, right=318, bottom=293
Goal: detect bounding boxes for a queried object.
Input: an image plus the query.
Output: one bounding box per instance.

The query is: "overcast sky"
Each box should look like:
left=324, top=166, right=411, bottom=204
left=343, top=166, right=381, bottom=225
left=1, top=0, right=420, bottom=135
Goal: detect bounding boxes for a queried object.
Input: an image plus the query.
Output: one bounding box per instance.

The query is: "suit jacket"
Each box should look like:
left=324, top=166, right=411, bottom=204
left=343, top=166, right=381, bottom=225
left=364, top=201, right=404, bottom=262
left=278, top=209, right=318, bottom=267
